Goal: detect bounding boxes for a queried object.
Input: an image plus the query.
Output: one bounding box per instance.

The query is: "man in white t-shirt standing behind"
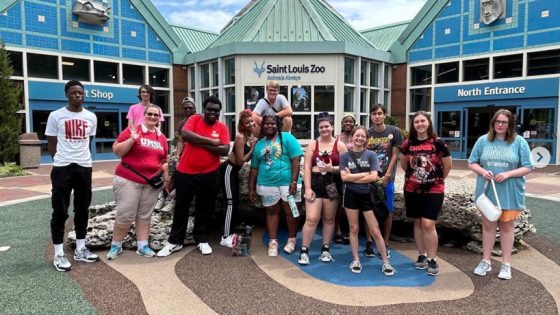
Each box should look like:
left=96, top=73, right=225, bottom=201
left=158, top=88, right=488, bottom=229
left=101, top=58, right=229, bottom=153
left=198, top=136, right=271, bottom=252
left=45, top=80, right=99, bottom=272
left=252, top=80, right=293, bottom=134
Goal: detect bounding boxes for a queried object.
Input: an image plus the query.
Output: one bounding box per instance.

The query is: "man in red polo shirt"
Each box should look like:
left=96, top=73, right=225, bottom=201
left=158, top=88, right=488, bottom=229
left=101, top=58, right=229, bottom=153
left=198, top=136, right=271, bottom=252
left=157, top=96, right=230, bottom=256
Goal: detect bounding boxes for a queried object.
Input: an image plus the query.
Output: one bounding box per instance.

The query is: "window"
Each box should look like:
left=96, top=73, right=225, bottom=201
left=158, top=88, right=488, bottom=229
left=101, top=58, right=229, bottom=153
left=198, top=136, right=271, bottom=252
left=344, top=57, right=355, bottom=84
left=344, top=87, right=354, bottom=112
left=200, top=64, right=210, bottom=88
left=369, top=90, right=378, bottom=107
left=212, top=62, right=219, bottom=87
left=28, top=53, right=58, bottom=79
left=411, top=65, right=432, bottom=86
left=149, top=67, right=168, bottom=87
left=528, top=49, right=560, bottom=76
left=494, top=54, right=522, bottom=79
left=94, top=60, right=118, bottom=83
left=7, top=51, right=23, bottom=76
left=188, top=66, right=195, bottom=90
left=292, top=116, right=311, bottom=140
left=360, top=89, right=368, bottom=112
left=370, top=63, right=379, bottom=87
left=224, top=58, right=235, bottom=84
left=291, top=86, right=311, bottom=112
left=123, top=64, right=144, bottom=85
left=360, top=61, right=367, bottom=85
left=153, top=90, right=169, bottom=113
left=244, top=86, right=263, bottom=110
left=224, top=87, right=235, bottom=112
left=435, top=61, right=459, bottom=84
left=224, top=114, right=236, bottom=141
left=62, top=57, right=90, bottom=81
left=314, top=85, right=334, bottom=112
left=463, top=58, right=489, bottom=81
left=384, top=65, right=390, bottom=88
left=410, top=88, right=431, bottom=112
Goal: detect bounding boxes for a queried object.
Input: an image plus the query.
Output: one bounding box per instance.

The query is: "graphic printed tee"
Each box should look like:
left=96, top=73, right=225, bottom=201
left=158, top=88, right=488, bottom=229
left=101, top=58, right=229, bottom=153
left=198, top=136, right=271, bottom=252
left=45, top=107, right=97, bottom=167
left=177, top=115, right=230, bottom=174
left=251, top=132, right=303, bottom=187
left=400, top=137, right=450, bottom=194
left=253, top=95, right=289, bottom=117
left=367, top=125, right=403, bottom=179
left=468, top=135, right=534, bottom=210
left=339, top=149, right=380, bottom=194
left=114, top=125, right=168, bottom=185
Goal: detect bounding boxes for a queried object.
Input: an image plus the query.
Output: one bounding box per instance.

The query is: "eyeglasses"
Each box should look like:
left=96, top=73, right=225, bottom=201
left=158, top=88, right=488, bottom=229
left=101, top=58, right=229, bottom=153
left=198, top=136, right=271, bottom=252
left=494, top=120, right=508, bottom=125
left=146, top=112, right=160, bottom=117
left=141, top=91, right=151, bottom=94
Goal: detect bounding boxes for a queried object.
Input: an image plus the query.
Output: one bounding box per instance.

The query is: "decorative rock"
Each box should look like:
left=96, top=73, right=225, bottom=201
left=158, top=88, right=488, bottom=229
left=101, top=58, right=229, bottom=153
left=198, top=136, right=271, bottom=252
left=68, top=163, right=536, bottom=254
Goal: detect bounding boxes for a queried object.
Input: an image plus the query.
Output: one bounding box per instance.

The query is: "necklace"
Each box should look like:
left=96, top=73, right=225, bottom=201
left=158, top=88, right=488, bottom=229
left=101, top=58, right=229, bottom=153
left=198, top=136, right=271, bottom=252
left=264, top=134, right=277, bottom=168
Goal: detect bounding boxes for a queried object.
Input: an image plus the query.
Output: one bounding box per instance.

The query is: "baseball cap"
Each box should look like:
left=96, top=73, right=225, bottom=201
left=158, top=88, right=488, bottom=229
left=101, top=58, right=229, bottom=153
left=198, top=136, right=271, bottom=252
left=182, top=97, right=195, bottom=105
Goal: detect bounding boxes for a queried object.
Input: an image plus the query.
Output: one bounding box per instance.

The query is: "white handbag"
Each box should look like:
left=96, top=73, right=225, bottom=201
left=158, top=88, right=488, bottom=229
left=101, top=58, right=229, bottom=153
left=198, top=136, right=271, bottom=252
left=475, top=179, right=502, bottom=222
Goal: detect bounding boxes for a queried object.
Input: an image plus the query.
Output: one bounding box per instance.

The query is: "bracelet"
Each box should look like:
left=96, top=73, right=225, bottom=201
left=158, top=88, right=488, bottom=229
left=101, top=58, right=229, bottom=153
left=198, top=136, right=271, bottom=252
left=291, top=180, right=297, bottom=184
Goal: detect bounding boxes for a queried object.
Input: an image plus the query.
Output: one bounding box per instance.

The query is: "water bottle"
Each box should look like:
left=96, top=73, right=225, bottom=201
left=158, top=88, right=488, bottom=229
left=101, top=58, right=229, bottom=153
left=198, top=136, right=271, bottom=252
left=316, top=158, right=327, bottom=175
left=287, top=195, right=300, bottom=218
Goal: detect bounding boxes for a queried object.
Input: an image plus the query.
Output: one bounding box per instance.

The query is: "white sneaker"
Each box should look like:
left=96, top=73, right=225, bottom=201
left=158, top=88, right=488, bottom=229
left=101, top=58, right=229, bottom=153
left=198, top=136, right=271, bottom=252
left=154, top=194, right=166, bottom=210
left=283, top=238, right=296, bottom=254
left=319, top=251, right=334, bottom=263
left=268, top=239, right=278, bottom=257
left=156, top=243, right=183, bottom=257
left=298, top=252, right=310, bottom=265
left=220, top=235, right=234, bottom=248
left=350, top=260, right=362, bottom=273
left=498, top=263, right=512, bottom=280
left=473, top=259, right=492, bottom=276
left=198, top=242, right=212, bottom=255
left=160, top=199, right=175, bottom=213
left=53, top=254, right=72, bottom=272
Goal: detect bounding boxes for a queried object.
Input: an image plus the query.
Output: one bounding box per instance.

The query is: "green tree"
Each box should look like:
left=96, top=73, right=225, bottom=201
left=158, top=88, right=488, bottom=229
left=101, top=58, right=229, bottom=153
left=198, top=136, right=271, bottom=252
left=0, top=42, right=22, bottom=163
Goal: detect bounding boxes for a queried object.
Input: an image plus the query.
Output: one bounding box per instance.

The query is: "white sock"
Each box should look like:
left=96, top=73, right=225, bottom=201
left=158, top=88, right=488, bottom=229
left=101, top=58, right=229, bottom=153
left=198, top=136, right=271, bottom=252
left=137, top=240, right=148, bottom=248
left=111, top=241, right=123, bottom=247
left=76, top=239, right=85, bottom=251
left=54, top=244, right=64, bottom=256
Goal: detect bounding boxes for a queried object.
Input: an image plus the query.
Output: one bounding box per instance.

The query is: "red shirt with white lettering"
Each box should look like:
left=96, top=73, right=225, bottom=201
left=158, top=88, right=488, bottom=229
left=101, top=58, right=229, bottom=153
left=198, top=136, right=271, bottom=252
left=114, top=125, right=168, bottom=184
left=177, top=114, right=230, bottom=174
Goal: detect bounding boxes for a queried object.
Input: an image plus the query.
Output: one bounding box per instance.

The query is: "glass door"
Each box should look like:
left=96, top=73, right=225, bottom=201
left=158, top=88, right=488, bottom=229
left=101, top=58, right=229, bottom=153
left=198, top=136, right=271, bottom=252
left=436, top=110, right=465, bottom=159
left=519, top=106, right=556, bottom=162
left=90, top=109, right=120, bottom=160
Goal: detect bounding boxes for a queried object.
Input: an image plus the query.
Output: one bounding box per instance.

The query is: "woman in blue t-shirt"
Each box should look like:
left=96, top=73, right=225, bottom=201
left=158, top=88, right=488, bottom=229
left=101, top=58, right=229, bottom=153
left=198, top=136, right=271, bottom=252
left=340, top=126, right=395, bottom=276
left=248, top=115, right=303, bottom=257
left=468, top=109, right=533, bottom=280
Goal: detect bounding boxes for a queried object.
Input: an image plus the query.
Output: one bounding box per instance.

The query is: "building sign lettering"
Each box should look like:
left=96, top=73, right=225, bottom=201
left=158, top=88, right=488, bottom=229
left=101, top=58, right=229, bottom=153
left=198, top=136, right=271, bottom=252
left=457, top=86, right=526, bottom=97
left=266, top=64, right=326, bottom=74
left=84, top=89, right=114, bottom=101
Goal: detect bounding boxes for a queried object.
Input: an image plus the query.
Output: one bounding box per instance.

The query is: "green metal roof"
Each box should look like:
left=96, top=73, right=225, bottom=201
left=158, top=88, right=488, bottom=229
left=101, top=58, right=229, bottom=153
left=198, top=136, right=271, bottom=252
left=208, top=0, right=375, bottom=49
left=360, top=21, right=410, bottom=52
left=171, top=25, right=219, bottom=53
left=0, top=0, right=18, bottom=13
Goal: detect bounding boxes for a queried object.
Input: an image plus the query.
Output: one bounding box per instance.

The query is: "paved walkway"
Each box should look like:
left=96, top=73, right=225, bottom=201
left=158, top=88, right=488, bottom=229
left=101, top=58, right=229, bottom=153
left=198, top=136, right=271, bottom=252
left=1, top=160, right=559, bottom=314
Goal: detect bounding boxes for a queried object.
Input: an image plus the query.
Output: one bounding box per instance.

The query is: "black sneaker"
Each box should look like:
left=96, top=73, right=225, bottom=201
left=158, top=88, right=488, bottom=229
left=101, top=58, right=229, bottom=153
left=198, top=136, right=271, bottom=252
left=426, top=258, right=439, bottom=276
left=414, top=254, right=428, bottom=269
left=363, top=241, right=375, bottom=258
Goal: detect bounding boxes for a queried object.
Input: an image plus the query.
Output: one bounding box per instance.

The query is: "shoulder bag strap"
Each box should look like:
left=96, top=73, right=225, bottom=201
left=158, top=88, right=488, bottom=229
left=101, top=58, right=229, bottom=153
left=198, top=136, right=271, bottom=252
left=348, top=152, right=367, bottom=173
left=122, top=162, right=150, bottom=182
left=489, top=179, right=502, bottom=210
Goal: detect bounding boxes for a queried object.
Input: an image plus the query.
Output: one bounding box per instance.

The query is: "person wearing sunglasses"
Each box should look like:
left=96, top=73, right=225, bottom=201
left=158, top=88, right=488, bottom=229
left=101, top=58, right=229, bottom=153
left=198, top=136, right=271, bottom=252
left=158, top=96, right=230, bottom=257
left=468, top=109, right=533, bottom=280
left=126, top=84, right=164, bottom=127
left=108, top=104, right=169, bottom=260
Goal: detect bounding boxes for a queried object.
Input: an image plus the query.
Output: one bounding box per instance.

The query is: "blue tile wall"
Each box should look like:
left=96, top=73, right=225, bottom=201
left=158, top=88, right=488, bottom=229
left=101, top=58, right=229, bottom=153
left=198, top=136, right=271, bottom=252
left=93, top=43, right=119, bottom=57
left=494, top=35, right=524, bottom=51
left=0, top=0, right=173, bottom=65
left=435, top=44, right=461, bottom=59
left=25, top=2, right=57, bottom=35
left=27, top=34, right=58, bottom=49
left=409, top=0, right=560, bottom=63
left=149, top=51, right=171, bottom=63
left=0, top=30, right=23, bottom=45
left=120, top=0, right=143, bottom=20
left=0, top=3, right=22, bottom=30
left=121, top=20, right=145, bottom=47
left=122, top=47, right=146, bottom=60
left=434, top=17, right=461, bottom=46
left=62, top=39, right=90, bottom=53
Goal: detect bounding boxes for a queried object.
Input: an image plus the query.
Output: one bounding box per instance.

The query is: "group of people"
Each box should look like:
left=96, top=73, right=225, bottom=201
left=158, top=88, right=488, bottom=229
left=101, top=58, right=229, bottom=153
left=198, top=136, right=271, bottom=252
left=48, top=80, right=533, bottom=281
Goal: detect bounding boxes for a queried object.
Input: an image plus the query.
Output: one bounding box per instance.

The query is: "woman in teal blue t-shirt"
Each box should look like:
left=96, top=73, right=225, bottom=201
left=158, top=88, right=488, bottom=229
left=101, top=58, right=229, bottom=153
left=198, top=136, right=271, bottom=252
left=248, top=115, right=303, bottom=257
left=468, top=109, right=534, bottom=281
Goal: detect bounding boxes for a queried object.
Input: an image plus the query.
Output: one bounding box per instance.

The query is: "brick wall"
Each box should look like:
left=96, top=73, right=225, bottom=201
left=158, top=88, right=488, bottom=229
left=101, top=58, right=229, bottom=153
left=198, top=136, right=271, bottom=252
left=391, top=63, right=407, bottom=129
left=172, top=65, right=189, bottom=130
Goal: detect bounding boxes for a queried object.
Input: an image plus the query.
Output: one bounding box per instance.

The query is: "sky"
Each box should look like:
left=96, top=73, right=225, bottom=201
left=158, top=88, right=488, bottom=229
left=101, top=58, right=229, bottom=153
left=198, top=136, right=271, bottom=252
left=151, top=0, right=428, bottom=33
